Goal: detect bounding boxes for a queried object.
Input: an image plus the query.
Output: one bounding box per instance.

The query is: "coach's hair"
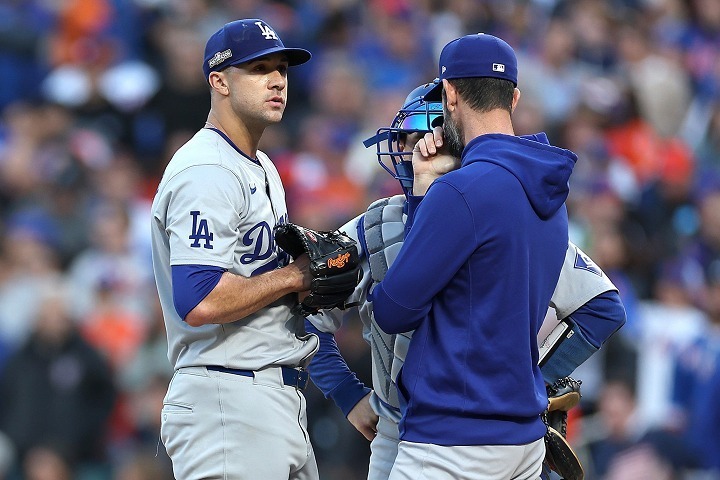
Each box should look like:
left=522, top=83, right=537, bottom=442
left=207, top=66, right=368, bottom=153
left=446, top=77, right=515, bottom=114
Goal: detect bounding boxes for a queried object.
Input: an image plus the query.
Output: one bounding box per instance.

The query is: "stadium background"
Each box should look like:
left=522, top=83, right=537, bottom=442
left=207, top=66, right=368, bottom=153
left=0, top=0, right=719, bottom=478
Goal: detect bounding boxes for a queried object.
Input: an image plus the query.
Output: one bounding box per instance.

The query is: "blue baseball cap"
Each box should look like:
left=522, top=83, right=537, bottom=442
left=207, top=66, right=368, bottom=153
left=203, top=19, right=311, bottom=81
left=424, top=33, right=518, bottom=101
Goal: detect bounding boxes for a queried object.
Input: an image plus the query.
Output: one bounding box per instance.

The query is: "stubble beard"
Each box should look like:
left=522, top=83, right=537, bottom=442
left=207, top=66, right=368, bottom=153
left=231, top=94, right=285, bottom=129
left=443, top=104, right=465, bottom=159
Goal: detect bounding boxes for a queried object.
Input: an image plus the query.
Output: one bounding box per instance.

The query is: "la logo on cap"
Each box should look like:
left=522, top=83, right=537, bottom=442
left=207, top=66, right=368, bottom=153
left=255, top=21, right=278, bottom=40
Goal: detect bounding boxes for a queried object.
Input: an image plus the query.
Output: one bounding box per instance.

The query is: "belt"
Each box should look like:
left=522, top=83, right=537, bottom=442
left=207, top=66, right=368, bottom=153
left=206, top=365, right=309, bottom=391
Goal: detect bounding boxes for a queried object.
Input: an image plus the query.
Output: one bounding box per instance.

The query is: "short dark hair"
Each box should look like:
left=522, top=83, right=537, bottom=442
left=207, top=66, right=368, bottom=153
left=446, top=77, right=515, bottom=114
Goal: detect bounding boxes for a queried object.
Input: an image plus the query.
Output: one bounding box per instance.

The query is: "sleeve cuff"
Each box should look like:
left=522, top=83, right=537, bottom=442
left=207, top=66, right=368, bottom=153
left=541, top=322, right=598, bottom=384
left=328, top=375, right=372, bottom=417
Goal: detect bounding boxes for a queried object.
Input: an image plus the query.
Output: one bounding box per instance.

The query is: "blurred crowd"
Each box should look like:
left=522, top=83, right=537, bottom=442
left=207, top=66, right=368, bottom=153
left=0, top=0, right=719, bottom=479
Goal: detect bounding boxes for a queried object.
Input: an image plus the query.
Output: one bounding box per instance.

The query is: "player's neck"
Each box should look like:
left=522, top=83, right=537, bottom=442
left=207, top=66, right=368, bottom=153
left=461, top=109, right=515, bottom=141
left=206, top=113, right=262, bottom=158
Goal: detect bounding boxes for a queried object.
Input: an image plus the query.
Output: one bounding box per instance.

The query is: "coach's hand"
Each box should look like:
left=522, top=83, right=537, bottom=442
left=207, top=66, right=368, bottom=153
left=347, top=392, right=378, bottom=441
left=411, top=126, right=461, bottom=196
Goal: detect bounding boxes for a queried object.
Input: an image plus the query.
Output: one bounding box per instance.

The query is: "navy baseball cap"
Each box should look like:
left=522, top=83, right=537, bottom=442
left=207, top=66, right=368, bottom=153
left=203, top=19, right=311, bottom=81
left=424, top=33, right=518, bottom=101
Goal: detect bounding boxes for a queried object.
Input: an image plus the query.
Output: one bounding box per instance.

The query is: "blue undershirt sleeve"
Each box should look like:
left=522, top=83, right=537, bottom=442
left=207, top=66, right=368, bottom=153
left=171, top=265, right=226, bottom=320
left=541, top=290, right=626, bottom=383
left=571, top=290, right=626, bottom=347
left=305, top=320, right=371, bottom=417
left=540, top=322, right=598, bottom=384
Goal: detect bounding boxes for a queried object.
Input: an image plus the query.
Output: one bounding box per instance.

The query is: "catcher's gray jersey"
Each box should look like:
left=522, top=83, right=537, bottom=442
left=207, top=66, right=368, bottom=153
left=308, top=194, right=617, bottom=417
left=151, top=128, right=318, bottom=371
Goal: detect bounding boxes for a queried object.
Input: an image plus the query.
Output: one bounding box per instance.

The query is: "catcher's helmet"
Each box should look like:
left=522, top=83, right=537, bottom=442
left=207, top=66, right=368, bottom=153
left=363, top=79, right=443, bottom=196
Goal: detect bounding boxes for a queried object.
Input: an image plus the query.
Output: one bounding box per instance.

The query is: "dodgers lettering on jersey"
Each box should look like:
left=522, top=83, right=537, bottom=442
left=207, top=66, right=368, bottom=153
left=241, top=221, right=278, bottom=268
left=246, top=223, right=291, bottom=276
left=151, top=128, right=317, bottom=371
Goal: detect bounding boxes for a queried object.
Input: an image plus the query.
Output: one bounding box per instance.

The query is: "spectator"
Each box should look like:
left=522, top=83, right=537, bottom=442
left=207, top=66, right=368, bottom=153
left=576, top=371, right=700, bottom=480
left=671, top=263, right=720, bottom=474
left=517, top=18, right=593, bottom=134
left=0, top=279, right=116, bottom=475
left=1, top=0, right=720, bottom=476
left=0, top=219, right=62, bottom=350
left=66, top=201, right=155, bottom=326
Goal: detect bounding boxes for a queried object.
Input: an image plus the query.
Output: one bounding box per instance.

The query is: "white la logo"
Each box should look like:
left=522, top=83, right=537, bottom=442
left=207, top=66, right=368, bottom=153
left=255, top=22, right=278, bottom=40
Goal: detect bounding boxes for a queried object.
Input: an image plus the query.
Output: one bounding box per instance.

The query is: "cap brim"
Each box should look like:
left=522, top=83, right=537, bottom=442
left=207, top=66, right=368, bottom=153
left=423, top=81, right=443, bottom=102
left=278, top=47, right=312, bottom=66
left=228, top=46, right=312, bottom=68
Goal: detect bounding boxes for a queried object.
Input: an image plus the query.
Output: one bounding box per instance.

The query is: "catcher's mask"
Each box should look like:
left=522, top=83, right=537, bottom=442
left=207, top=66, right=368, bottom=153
left=364, top=79, right=443, bottom=196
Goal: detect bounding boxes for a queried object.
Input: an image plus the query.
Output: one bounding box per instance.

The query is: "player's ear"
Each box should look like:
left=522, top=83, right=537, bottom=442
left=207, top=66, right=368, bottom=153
left=443, top=79, right=457, bottom=112
left=208, top=71, right=230, bottom=96
left=511, top=88, right=521, bottom=113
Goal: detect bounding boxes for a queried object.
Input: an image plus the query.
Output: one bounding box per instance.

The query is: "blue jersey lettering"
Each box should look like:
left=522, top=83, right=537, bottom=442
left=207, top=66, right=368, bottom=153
left=189, top=211, right=214, bottom=249
left=241, top=222, right=273, bottom=264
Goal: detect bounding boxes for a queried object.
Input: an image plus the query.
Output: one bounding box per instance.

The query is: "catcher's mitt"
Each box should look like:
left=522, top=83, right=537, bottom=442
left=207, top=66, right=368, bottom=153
left=273, top=223, right=361, bottom=317
left=542, top=377, right=584, bottom=480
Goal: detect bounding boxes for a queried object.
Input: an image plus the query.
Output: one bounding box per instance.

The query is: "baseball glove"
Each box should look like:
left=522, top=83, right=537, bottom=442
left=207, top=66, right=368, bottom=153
left=273, top=223, right=361, bottom=317
left=542, top=377, right=584, bottom=480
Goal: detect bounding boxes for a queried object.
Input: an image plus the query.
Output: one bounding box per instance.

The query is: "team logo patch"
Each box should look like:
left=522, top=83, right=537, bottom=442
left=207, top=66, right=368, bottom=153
left=189, top=211, right=214, bottom=249
left=492, top=63, right=505, bottom=72
left=255, top=21, right=278, bottom=40
left=574, top=250, right=601, bottom=276
left=208, top=49, right=232, bottom=68
left=249, top=182, right=257, bottom=194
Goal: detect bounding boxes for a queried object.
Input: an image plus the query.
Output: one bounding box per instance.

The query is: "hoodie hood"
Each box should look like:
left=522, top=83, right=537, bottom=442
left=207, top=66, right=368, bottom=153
left=460, top=132, right=577, bottom=219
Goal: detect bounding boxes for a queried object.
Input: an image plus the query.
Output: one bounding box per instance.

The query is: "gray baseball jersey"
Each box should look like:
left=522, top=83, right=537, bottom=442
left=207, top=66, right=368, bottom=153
left=151, top=128, right=318, bottom=371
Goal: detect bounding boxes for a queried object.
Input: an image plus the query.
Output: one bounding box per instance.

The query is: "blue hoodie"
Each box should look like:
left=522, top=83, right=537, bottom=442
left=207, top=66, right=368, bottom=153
left=370, top=132, right=577, bottom=446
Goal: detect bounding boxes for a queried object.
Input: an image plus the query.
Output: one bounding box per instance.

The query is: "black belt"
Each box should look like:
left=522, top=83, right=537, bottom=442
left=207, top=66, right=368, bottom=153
left=206, top=365, right=309, bottom=391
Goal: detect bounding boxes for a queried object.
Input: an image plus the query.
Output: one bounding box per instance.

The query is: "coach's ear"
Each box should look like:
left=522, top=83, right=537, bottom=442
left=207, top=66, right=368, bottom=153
left=442, top=79, right=457, bottom=113
left=208, top=71, right=229, bottom=96
left=511, top=87, right=521, bottom=113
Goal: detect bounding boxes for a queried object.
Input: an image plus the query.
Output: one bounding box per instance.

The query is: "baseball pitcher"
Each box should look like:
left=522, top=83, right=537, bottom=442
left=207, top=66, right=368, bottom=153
left=151, top=19, right=359, bottom=480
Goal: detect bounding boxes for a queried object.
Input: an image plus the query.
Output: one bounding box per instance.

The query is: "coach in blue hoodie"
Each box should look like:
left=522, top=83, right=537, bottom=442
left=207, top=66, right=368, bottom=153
left=370, top=34, right=577, bottom=479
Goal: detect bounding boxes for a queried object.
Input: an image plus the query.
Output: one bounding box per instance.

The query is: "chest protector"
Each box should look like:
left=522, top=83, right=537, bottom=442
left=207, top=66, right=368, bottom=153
left=361, top=194, right=412, bottom=409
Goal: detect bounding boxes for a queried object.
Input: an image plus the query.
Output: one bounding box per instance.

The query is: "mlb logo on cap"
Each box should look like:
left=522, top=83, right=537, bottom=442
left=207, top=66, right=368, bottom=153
left=424, top=33, right=518, bottom=101
left=203, top=19, right=311, bottom=81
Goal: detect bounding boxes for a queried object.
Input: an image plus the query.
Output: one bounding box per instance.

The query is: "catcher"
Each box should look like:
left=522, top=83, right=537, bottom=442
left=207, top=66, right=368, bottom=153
left=303, top=79, right=626, bottom=480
